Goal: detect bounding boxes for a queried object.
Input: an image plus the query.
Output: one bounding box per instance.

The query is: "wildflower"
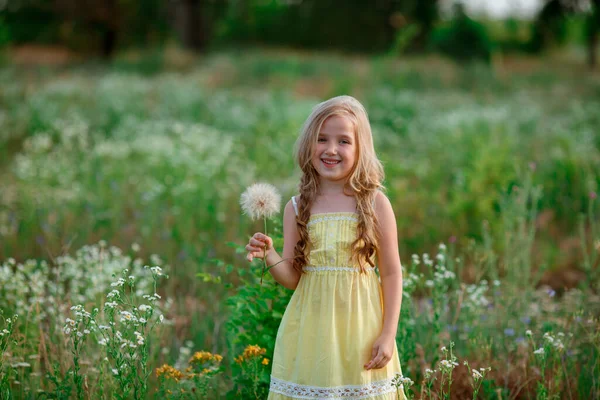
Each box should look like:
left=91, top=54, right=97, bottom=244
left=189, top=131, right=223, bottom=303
left=504, top=328, right=515, bottom=337
left=526, top=329, right=532, bottom=337
left=236, top=345, right=267, bottom=364
left=262, top=358, right=269, bottom=365
left=159, top=314, right=164, bottom=323
left=472, top=369, right=483, bottom=380
left=534, top=348, right=545, bottom=356
left=156, top=364, right=184, bottom=382
left=138, top=304, right=151, bottom=312
left=190, top=351, right=223, bottom=365
left=112, top=369, right=119, bottom=375
left=424, top=368, right=435, bottom=379
left=240, top=183, right=281, bottom=221
left=438, top=243, right=447, bottom=251
left=132, top=243, right=140, bottom=252
left=150, top=266, right=163, bottom=275
left=111, top=278, right=126, bottom=287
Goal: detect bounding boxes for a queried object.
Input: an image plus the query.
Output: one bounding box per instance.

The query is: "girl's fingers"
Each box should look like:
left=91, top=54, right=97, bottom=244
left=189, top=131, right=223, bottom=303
left=250, top=238, right=266, bottom=247
left=245, top=244, right=261, bottom=253
left=252, top=233, right=272, bottom=249
left=366, top=351, right=386, bottom=370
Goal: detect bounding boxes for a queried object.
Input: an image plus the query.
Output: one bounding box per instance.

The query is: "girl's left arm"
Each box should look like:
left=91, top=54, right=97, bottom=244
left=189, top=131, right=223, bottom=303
left=365, top=191, right=403, bottom=370
left=375, top=191, right=403, bottom=338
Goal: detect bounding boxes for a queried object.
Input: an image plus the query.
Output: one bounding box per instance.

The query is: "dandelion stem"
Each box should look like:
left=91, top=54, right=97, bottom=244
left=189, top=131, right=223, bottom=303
left=261, top=217, right=268, bottom=287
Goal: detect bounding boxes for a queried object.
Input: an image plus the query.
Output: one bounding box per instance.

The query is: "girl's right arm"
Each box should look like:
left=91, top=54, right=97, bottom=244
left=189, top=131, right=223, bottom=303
left=245, top=200, right=301, bottom=290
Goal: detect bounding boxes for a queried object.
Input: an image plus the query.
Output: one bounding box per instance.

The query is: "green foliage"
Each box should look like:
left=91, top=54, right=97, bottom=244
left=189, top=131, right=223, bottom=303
left=224, top=225, right=291, bottom=398
left=430, top=3, right=493, bottom=63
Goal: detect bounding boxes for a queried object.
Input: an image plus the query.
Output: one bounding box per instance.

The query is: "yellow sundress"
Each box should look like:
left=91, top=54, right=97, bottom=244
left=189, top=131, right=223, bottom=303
left=267, top=199, right=407, bottom=400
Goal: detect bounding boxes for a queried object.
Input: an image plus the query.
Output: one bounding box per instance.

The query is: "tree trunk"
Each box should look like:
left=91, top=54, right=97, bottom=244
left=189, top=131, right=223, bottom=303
left=179, top=0, right=205, bottom=51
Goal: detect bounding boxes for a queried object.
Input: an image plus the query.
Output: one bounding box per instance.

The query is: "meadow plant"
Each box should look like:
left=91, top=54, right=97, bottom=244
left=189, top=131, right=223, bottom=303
left=240, top=182, right=281, bottom=286
left=0, top=313, right=18, bottom=399
left=462, top=359, right=491, bottom=400
left=578, top=189, right=599, bottom=290
left=423, top=368, right=437, bottom=399
left=527, top=329, right=572, bottom=400
left=438, top=342, right=458, bottom=400
left=233, top=344, right=270, bottom=399
left=391, top=373, right=414, bottom=400
left=155, top=350, right=224, bottom=399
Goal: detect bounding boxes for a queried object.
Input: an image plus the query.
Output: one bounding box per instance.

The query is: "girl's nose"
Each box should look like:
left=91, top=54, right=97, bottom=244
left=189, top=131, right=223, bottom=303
left=325, top=143, right=337, bottom=155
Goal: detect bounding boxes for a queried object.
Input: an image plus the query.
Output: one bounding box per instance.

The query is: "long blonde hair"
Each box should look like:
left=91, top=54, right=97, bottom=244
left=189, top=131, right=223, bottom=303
left=293, top=95, right=384, bottom=274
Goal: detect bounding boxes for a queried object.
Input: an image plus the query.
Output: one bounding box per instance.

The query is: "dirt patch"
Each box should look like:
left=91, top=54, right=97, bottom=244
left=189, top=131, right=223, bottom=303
left=9, top=44, right=79, bottom=66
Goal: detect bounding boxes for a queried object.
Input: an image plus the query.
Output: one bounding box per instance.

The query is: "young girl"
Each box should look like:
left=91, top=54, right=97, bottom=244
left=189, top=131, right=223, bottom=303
left=245, top=95, right=407, bottom=399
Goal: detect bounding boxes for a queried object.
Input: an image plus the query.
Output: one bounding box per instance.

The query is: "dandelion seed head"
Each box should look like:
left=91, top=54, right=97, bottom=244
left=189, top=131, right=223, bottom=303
left=240, top=183, right=281, bottom=221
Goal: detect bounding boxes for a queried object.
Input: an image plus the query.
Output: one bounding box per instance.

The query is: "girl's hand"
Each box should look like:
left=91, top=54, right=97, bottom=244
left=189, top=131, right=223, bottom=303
left=364, top=333, right=395, bottom=370
left=245, top=232, right=273, bottom=262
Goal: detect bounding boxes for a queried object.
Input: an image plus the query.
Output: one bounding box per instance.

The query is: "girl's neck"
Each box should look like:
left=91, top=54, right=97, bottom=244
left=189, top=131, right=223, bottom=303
left=317, top=178, right=348, bottom=195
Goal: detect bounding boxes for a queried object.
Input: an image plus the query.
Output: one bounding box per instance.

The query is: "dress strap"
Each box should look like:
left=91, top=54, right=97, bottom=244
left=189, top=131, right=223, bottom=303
left=291, top=196, right=299, bottom=216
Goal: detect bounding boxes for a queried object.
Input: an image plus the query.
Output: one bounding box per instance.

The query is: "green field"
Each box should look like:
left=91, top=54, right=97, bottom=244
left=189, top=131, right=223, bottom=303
left=0, top=48, right=599, bottom=399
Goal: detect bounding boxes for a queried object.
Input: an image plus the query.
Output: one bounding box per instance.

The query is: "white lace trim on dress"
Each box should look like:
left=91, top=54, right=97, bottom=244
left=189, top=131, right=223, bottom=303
left=269, top=376, right=397, bottom=399
left=302, top=266, right=374, bottom=273
left=307, top=215, right=358, bottom=228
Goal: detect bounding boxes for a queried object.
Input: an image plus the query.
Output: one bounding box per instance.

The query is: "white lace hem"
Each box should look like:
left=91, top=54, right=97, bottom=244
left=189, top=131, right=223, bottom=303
left=302, top=266, right=374, bottom=273
left=269, top=376, right=397, bottom=399
left=307, top=215, right=358, bottom=228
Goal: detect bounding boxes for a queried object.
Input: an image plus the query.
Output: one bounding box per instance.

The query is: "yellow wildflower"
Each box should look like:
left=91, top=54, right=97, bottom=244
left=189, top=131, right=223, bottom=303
left=262, top=358, right=270, bottom=365
left=155, top=364, right=184, bottom=382
left=236, top=345, right=268, bottom=364
left=189, top=351, right=223, bottom=365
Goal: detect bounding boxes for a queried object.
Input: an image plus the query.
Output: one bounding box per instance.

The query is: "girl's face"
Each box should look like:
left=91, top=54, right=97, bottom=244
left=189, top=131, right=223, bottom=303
left=311, top=115, right=357, bottom=184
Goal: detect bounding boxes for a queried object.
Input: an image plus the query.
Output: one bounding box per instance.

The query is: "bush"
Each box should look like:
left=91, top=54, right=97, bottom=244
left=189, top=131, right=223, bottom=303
left=430, top=3, right=493, bottom=63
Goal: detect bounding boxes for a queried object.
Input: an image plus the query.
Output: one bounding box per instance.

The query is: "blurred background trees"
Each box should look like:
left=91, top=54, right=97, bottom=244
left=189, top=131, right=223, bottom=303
left=0, top=0, right=597, bottom=66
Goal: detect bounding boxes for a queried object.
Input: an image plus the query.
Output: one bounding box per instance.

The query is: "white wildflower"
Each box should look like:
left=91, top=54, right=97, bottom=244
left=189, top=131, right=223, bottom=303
left=150, top=266, right=162, bottom=275
left=534, top=348, right=545, bottom=356
left=472, top=369, right=483, bottom=380
left=240, top=183, right=281, bottom=220
left=525, top=329, right=532, bottom=337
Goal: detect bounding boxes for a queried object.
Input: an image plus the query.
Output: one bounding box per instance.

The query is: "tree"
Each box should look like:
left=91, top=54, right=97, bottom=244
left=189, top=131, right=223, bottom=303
left=533, top=0, right=600, bottom=69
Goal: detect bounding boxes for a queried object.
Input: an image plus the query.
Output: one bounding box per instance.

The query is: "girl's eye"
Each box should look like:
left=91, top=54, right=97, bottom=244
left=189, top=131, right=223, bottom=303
left=317, top=138, right=326, bottom=142
left=341, top=140, right=350, bottom=144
